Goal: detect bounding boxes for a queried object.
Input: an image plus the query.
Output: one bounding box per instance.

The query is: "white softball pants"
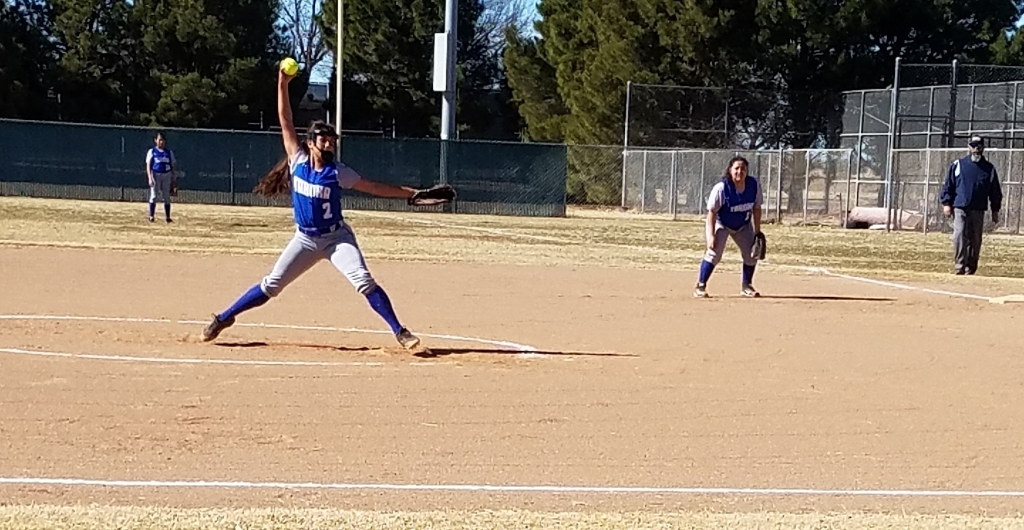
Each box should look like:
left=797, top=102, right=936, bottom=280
left=259, top=224, right=377, bottom=297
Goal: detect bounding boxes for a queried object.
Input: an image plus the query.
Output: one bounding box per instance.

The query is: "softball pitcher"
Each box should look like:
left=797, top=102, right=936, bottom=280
left=694, top=156, right=764, bottom=299
left=200, top=66, right=452, bottom=350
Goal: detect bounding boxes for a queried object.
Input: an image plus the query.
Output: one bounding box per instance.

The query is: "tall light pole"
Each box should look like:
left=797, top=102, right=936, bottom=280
left=440, top=0, right=458, bottom=141
left=435, top=0, right=458, bottom=186
left=334, top=0, right=343, bottom=133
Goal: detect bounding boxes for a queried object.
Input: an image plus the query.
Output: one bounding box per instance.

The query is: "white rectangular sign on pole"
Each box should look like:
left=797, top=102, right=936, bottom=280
left=433, top=33, right=449, bottom=93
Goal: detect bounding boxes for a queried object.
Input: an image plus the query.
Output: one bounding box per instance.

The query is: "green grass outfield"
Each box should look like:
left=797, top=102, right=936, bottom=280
left=2, top=196, right=1023, bottom=282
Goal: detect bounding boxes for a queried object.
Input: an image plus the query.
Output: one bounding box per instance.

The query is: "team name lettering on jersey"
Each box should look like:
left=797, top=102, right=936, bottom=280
left=731, top=202, right=755, bottom=213
left=292, top=176, right=332, bottom=199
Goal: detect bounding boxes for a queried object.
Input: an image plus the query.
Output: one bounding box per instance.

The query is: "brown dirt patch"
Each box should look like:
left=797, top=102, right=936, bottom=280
left=2, top=245, right=1024, bottom=521
left=3, top=198, right=1024, bottom=527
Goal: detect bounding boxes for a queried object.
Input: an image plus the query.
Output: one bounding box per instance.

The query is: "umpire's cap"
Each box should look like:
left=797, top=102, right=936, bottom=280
left=969, top=135, right=984, bottom=147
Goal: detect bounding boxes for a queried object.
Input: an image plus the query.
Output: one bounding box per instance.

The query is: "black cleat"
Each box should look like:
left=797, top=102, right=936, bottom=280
left=202, top=314, right=234, bottom=342
left=396, top=328, right=421, bottom=350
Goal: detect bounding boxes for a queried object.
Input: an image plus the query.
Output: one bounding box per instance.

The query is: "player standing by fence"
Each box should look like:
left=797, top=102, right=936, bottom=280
left=940, top=135, right=1003, bottom=275
left=146, top=132, right=177, bottom=223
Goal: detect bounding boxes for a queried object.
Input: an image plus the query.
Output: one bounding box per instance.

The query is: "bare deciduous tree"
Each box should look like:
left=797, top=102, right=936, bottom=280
left=475, top=0, right=535, bottom=56
left=279, top=0, right=328, bottom=73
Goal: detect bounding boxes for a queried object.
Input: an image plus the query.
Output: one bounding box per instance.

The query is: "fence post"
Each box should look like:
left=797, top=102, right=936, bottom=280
left=621, top=81, right=632, bottom=209
left=120, top=134, right=126, bottom=202
left=1005, top=151, right=1013, bottom=232
left=803, top=150, right=810, bottom=225
left=764, top=153, right=773, bottom=222
left=230, top=157, right=235, bottom=205
left=1013, top=82, right=1021, bottom=148
left=776, top=148, right=784, bottom=222
left=948, top=59, right=958, bottom=147
left=621, top=149, right=628, bottom=209
left=845, top=150, right=853, bottom=228
left=623, top=81, right=632, bottom=150
left=923, top=150, right=930, bottom=234
left=927, top=86, right=936, bottom=148
left=669, top=151, right=678, bottom=221
left=1018, top=179, right=1024, bottom=235
left=698, top=151, right=706, bottom=215
left=640, top=150, right=648, bottom=213
left=855, top=91, right=866, bottom=206
left=885, top=56, right=902, bottom=232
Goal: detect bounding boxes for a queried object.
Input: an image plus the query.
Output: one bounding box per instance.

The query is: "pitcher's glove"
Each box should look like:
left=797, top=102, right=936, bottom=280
left=170, top=180, right=179, bottom=197
left=409, top=184, right=456, bottom=206
left=752, top=231, right=767, bottom=260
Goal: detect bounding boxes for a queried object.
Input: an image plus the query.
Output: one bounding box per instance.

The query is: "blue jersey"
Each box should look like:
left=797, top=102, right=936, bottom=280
left=940, top=156, right=1002, bottom=212
left=707, top=175, right=762, bottom=231
left=148, top=147, right=174, bottom=174
left=289, top=149, right=362, bottom=234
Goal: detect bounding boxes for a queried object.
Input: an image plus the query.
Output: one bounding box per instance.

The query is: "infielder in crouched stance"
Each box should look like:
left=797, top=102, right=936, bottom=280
left=201, top=65, right=453, bottom=350
left=694, top=156, right=764, bottom=299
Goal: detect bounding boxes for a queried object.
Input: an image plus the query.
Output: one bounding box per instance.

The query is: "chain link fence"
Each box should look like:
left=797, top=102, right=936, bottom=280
left=0, top=118, right=568, bottom=217
left=622, top=146, right=1024, bottom=235
left=894, top=62, right=1024, bottom=149
left=891, top=148, right=1024, bottom=234
left=624, top=83, right=841, bottom=150
left=621, top=148, right=855, bottom=225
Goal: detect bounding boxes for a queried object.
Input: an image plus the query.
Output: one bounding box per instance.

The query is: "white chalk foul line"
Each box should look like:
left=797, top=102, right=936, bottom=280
left=0, top=315, right=541, bottom=365
left=0, top=314, right=538, bottom=353
left=0, top=347, right=382, bottom=367
left=797, top=267, right=992, bottom=301
left=2, top=477, right=1024, bottom=497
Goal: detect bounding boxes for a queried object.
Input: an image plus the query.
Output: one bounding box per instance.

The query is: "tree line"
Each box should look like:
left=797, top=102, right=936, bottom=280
left=4, top=0, right=1024, bottom=202
left=501, top=0, right=1024, bottom=202
left=0, top=0, right=528, bottom=138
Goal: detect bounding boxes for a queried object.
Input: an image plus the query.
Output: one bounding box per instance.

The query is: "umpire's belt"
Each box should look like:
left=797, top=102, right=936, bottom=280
left=298, top=222, right=343, bottom=238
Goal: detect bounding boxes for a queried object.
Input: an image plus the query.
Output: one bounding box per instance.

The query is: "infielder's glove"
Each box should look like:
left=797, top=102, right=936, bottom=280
left=752, top=231, right=767, bottom=260
left=408, top=184, right=456, bottom=206
left=170, top=180, right=178, bottom=197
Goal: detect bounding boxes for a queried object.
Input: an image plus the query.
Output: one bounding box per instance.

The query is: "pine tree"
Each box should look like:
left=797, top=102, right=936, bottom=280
left=0, top=0, right=58, bottom=119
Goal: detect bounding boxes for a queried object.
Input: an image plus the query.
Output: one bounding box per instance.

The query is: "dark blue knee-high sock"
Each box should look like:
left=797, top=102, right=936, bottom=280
left=218, top=284, right=270, bottom=322
left=164, top=202, right=171, bottom=220
left=742, top=264, right=756, bottom=285
left=698, top=260, right=716, bottom=284
left=366, top=286, right=403, bottom=334
left=148, top=201, right=156, bottom=218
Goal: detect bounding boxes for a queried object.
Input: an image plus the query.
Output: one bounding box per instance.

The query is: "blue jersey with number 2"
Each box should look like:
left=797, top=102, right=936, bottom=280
left=289, top=150, right=362, bottom=232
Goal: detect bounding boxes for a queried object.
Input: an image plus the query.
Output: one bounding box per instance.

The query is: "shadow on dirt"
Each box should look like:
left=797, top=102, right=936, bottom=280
left=213, top=341, right=636, bottom=359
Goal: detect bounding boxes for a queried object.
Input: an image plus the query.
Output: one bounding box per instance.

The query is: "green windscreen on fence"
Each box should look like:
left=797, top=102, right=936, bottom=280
left=0, top=119, right=567, bottom=217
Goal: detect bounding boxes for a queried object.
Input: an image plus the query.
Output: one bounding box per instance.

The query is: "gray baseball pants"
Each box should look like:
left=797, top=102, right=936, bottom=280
left=149, top=172, right=173, bottom=204
left=704, top=221, right=758, bottom=266
left=259, top=224, right=377, bottom=298
left=952, top=208, right=985, bottom=273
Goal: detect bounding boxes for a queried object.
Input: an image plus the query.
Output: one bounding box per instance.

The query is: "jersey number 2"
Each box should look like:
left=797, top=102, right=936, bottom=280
left=321, top=203, right=333, bottom=219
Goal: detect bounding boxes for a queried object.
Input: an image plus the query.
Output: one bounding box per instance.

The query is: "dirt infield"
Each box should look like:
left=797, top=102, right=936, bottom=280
left=3, top=198, right=1024, bottom=527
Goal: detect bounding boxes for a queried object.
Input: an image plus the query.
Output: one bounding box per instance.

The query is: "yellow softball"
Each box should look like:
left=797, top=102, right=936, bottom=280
left=280, top=57, right=299, bottom=76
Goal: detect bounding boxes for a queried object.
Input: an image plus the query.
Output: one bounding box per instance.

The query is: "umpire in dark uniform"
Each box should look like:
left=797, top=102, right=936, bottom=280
left=939, top=135, right=1003, bottom=275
